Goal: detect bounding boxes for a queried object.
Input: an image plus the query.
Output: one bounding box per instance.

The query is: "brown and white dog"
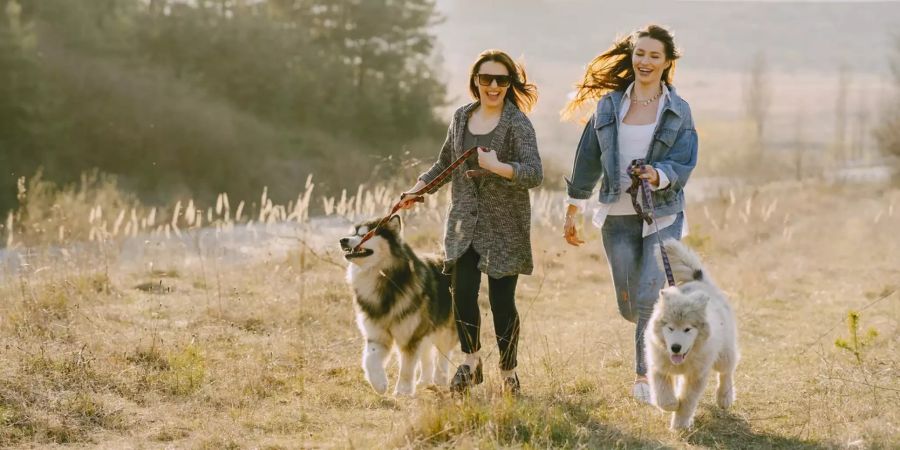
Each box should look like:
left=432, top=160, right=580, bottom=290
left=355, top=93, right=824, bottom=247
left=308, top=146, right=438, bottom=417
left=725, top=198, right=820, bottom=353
left=339, top=215, right=456, bottom=396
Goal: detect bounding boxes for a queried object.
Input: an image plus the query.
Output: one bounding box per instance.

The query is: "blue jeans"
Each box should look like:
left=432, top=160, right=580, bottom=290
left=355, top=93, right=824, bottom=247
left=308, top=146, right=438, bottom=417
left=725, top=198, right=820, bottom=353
left=601, top=212, right=684, bottom=376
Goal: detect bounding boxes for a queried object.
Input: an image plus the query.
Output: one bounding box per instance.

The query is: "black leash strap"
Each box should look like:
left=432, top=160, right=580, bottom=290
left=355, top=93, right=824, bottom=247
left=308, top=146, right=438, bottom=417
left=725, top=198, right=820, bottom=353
left=627, top=158, right=676, bottom=287
left=352, top=146, right=484, bottom=252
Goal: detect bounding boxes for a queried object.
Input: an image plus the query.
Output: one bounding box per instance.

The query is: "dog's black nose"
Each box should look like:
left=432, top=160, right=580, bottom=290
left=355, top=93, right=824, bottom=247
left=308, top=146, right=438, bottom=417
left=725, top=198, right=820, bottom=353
left=671, top=344, right=682, bottom=354
left=339, top=237, right=350, bottom=250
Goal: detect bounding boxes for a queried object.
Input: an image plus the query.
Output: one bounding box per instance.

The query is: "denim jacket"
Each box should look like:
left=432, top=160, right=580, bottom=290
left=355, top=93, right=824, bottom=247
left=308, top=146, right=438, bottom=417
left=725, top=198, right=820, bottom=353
left=565, top=85, right=698, bottom=217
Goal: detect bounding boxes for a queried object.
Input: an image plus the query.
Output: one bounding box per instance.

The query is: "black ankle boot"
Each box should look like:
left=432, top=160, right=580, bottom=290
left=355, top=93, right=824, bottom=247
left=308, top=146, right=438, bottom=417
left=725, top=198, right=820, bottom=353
left=502, top=373, right=521, bottom=396
left=450, top=361, right=483, bottom=393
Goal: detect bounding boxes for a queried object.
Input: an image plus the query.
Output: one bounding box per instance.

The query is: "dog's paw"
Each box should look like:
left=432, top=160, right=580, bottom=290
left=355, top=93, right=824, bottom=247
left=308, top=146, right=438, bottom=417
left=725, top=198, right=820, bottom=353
left=650, top=383, right=678, bottom=411
left=366, top=373, right=389, bottom=395
left=393, top=382, right=415, bottom=397
left=670, top=414, right=694, bottom=431
left=416, top=381, right=435, bottom=391
left=656, top=398, right=679, bottom=412
left=417, top=375, right=436, bottom=388
left=717, top=386, right=735, bottom=409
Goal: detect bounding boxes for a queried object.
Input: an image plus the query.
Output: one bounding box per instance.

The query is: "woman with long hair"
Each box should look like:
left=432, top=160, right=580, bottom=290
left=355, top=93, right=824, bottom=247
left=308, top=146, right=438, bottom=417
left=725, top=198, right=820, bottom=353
left=400, top=49, right=542, bottom=395
left=562, top=25, right=699, bottom=402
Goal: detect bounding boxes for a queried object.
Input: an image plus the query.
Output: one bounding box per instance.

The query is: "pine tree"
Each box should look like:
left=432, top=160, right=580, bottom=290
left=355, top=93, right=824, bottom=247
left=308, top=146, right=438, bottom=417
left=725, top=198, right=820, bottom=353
left=0, top=0, right=41, bottom=211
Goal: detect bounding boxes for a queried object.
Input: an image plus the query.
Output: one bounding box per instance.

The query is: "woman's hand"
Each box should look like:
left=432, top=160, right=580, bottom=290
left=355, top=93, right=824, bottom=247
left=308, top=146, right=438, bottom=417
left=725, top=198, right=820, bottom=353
left=477, top=147, right=500, bottom=170
left=635, top=164, right=660, bottom=187
left=477, top=147, right=514, bottom=179
left=399, top=180, right=427, bottom=209
left=563, top=205, right=584, bottom=246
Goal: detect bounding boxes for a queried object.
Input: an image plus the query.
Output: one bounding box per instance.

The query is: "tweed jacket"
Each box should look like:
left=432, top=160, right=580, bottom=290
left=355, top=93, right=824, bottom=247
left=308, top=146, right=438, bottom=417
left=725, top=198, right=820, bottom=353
left=418, top=99, right=543, bottom=278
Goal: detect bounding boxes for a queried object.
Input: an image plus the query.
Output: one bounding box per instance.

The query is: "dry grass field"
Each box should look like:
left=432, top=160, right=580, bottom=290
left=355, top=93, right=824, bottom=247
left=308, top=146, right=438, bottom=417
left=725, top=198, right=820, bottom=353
left=2, top=1, right=898, bottom=448
left=0, top=172, right=897, bottom=449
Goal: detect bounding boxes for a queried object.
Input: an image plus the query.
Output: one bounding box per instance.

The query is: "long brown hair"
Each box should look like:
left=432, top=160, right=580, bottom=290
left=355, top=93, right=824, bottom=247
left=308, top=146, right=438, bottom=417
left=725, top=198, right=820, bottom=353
left=562, top=24, right=680, bottom=120
left=468, top=49, right=538, bottom=113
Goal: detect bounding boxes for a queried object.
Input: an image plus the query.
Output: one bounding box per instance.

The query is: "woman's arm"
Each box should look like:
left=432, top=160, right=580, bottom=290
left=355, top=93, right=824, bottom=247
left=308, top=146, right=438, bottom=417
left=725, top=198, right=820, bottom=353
left=563, top=115, right=602, bottom=247
left=565, top=114, right=603, bottom=204
left=476, top=148, right=514, bottom=179
left=416, top=115, right=456, bottom=194
left=505, top=118, right=543, bottom=189
left=478, top=118, right=543, bottom=188
left=401, top=115, right=456, bottom=209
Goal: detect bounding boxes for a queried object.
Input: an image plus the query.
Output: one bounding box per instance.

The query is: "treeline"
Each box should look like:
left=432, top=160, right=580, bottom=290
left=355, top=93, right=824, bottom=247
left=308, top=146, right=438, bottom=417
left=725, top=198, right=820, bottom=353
left=0, top=0, right=446, bottom=214
left=876, top=37, right=900, bottom=169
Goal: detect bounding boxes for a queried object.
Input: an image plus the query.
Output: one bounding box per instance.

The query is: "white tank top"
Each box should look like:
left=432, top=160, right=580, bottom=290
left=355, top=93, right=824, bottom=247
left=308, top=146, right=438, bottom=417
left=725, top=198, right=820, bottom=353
left=609, top=122, right=656, bottom=215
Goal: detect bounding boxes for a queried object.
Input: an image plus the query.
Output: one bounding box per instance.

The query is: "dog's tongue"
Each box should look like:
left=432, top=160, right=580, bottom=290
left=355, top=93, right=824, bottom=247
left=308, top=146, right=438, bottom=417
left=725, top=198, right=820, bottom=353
left=671, top=354, right=685, bottom=365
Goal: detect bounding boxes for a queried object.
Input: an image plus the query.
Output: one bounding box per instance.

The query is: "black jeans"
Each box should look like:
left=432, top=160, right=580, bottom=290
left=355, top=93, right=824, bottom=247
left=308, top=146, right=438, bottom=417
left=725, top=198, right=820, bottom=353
left=452, top=246, right=520, bottom=371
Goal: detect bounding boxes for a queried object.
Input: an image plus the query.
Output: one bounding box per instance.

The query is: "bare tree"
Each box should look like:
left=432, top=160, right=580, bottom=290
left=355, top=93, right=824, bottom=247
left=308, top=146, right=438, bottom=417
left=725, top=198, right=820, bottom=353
left=744, top=51, right=772, bottom=148
left=835, top=64, right=850, bottom=160
left=794, top=104, right=807, bottom=181
left=875, top=37, right=900, bottom=165
left=853, top=87, right=870, bottom=162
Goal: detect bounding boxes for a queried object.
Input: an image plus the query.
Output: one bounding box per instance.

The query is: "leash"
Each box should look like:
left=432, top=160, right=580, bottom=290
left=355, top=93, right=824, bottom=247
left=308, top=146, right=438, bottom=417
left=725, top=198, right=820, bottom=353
left=626, top=158, right=676, bottom=287
left=352, top=146, right=487, bottom=252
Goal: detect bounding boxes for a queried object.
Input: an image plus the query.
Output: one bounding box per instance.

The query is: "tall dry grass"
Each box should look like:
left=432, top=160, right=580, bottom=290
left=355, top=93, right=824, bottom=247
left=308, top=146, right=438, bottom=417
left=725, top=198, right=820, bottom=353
left=0, top=159, right=897, bottom=448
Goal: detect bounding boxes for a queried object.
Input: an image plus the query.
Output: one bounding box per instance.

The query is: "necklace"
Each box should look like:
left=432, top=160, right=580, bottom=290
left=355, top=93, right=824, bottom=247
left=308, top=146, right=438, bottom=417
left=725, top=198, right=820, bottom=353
left=632, top=88, right=662, bottom=107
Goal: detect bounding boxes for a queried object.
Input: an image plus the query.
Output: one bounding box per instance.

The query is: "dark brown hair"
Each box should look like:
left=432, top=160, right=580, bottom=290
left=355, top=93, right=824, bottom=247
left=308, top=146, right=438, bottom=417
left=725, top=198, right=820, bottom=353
left=562, top=24, right=680, bottom=120
left=468, top=49, right=538, bottom=113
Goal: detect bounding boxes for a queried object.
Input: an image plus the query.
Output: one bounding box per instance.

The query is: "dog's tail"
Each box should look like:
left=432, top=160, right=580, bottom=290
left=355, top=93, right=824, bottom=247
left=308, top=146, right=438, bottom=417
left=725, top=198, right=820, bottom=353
left=657, top=239, right=707, bottom=284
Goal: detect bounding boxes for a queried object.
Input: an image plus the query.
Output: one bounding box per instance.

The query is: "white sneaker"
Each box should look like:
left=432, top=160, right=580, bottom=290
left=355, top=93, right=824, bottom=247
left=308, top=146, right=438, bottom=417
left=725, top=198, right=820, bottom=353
left=632, top=380, right=651, bottom=404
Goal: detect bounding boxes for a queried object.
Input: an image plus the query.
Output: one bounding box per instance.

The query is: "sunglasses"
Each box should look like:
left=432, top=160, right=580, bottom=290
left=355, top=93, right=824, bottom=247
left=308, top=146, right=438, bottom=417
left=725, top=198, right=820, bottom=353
left=475, top=74, right=512, bottom=87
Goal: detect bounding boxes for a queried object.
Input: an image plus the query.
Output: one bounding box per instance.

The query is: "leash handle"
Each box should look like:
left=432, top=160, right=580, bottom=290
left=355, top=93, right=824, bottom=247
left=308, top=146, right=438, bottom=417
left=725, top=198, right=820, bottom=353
left=629, top=158, right=676, bottom=287
left=465, top=169, right=491, bottom=178
left=352, top=146, right=483, bottom=252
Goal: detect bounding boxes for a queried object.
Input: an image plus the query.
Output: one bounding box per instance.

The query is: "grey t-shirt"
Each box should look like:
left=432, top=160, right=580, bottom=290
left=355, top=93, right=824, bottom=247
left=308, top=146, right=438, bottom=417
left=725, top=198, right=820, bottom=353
left=462, top=126, right=496, bottom=173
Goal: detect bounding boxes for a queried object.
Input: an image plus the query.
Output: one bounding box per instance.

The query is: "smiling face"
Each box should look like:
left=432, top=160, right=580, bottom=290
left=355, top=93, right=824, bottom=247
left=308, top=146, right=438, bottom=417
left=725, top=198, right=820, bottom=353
left=631, top=36, right=670, bottom=87
left=474, top=60, right=510, bottom=109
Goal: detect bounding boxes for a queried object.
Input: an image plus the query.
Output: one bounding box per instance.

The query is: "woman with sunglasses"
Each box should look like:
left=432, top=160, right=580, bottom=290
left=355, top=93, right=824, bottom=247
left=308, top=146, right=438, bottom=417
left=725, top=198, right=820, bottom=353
left=399, top=49, right=542, bottom=395
left=561, top=25, right=699, bottom=403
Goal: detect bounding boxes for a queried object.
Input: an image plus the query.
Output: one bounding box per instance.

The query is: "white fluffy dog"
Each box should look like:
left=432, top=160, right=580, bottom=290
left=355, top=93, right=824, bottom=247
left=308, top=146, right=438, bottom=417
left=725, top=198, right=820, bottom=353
left=645, top=239, right=739, bottom=430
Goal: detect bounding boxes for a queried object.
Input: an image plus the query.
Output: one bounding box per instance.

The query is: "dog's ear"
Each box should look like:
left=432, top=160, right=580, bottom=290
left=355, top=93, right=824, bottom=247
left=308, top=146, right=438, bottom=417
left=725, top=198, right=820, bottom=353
left=659, top=287, right=677, bottom=303
left=688, top=290, right=709, bottom=309
left=386, top=215, right=402, bottom=233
